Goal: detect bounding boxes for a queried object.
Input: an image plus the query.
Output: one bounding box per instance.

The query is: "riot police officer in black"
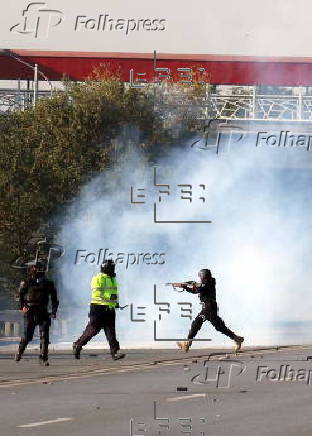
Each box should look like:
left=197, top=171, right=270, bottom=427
left=177, top=269, right=244, bottom=352
left=15, top=263, right=59, bottom=365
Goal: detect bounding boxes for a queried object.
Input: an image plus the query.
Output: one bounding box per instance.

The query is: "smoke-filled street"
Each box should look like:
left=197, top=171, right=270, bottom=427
left=2, top=1, right=312, bottom=435
left=0, top=346, right=312, bottom=436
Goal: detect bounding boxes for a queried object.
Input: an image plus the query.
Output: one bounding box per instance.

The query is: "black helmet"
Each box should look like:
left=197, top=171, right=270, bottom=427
left=28, top=261, right=46, bottom=278
left=198, top=269, right=212, bottom=281
left=101, top=259, right=116, bottom=277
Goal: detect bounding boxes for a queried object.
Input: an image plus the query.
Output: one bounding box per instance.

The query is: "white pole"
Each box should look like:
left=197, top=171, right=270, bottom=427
left=252, top=86, right=256, bottom=119
left=33, top=63, right=38, bottom=107
left=298, top=86, right=303, bottom=121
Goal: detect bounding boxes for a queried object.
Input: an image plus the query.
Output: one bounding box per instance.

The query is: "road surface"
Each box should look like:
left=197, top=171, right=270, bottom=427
left=0, top=346, right=312, bottom=436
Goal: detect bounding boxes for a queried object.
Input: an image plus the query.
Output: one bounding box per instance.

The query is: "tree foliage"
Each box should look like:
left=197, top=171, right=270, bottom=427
left=1, top=73, right=160, bottom=257
left=0, top=69, right=210, bottom=304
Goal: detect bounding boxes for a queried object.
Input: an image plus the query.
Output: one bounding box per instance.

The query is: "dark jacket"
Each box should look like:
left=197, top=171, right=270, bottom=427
left=19, top=277, right=59, bottom=316
left=184, top=278, right=216, bottom=303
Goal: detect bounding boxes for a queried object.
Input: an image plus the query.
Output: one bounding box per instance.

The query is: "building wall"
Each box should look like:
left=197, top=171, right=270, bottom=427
left=1, top=1, right=312, bottom=85
left=2, top=0, right=312, bottom=57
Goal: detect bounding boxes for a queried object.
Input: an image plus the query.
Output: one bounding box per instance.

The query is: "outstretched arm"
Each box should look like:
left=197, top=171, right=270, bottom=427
left=166, top=282, right=199, bottom=293
left=183, top=283, right=198, bottom=294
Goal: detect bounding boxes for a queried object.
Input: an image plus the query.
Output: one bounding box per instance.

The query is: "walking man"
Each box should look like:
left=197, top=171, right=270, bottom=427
left=15, top=262, right=59, bottom=365
left=73, top=259, right=125, bottom=360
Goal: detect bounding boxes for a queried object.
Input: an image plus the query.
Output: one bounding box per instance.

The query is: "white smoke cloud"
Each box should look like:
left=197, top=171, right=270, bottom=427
left=56, top=128, right=312, bottom=348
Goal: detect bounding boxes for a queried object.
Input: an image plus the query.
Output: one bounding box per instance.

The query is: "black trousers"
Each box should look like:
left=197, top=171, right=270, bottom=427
left=75, top=305, right=120, bottom=355
left=188, top=300, right=235, bottom=340
left=18, top=307, right=51, bottom=360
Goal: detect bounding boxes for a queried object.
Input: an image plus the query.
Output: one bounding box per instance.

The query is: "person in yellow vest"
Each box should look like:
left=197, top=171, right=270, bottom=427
left=73, top=259, right=125, bottom=360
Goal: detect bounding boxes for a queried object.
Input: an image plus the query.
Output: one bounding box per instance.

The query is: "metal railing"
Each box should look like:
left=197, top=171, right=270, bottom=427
left=154, top=90, right=312, bottom=122
left=209, top=95, right=312, bottom=121
left=0, top=89, right=51, bottom=113
left=2, top=87, right=312, bottom=122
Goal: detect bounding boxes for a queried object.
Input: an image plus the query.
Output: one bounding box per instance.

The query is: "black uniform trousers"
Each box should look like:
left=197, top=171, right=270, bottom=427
left=188, top=300, right=235, bottom=340
left=75, top=305, right=120, bottom=355
left=18, top=306, right=51, bottom=360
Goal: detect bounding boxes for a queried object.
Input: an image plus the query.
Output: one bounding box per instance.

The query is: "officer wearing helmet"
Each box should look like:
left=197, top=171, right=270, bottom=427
left=177, top=269, right=244, bottom=352
left=15, top=262, right=59, bottom=365
left=73, top=259, right=125, bottom=360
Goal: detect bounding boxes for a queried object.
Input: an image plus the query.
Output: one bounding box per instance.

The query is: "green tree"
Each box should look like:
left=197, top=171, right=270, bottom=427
left=0, top=69, right=210, bottom=303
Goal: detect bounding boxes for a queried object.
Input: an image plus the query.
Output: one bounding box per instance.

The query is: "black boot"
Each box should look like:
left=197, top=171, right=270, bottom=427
left=39, top=355, right=50, bottom=366
left=15, top=353, right=22, bottom=362
left=73, top=342, right=82, bottom=360
left=39, top=343, right=49, bottom=364
left=15, top=340, right=27, bottom=362
left=111, top=351, right=125, bottom=361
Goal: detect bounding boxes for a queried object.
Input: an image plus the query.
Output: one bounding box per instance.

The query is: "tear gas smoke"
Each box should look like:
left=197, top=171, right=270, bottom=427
left=56, top=128, right=312, bottom=348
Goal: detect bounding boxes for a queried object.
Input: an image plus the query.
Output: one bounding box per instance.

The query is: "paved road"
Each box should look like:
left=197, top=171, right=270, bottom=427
left=0, top=346, right=312, bottom=436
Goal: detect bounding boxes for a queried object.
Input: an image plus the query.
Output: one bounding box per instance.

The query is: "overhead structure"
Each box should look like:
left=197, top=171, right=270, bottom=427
left=1, top=0, right=312, bottom=85
left=1, top=49, right=312, bottom=86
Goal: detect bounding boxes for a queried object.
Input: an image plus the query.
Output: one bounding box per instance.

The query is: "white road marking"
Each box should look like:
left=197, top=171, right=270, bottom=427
left=17, top=417, right=73, bottom=428
left=167, top=393, right=206, bottom=402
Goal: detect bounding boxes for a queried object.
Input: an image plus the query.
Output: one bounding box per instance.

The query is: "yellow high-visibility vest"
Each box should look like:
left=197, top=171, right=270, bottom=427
left=90, top=273, right=119, bottom=308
